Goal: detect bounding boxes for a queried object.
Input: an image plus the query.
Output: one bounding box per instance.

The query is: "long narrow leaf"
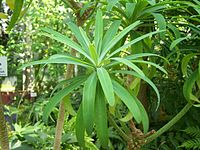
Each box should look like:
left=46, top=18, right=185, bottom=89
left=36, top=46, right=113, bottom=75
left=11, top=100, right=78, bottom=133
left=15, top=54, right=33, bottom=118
left=68, top=22, right=89, bottom=51
left=83, top=72, right=97, bottom=135
left=181, top=53, right=200, bottom=77
left=95, top=85, right=108, bottom=149
left=102, top=20, right=121, bottom=53
left=170, top=37, right=188, bottom=50
left=50, top=75, right=87, bottom=97
left=43, top=78, right=86, bottom=123
left=107, top=30, right=164, bottom=58
left=111, top=57, right=145, bottom=77
left=94, top=10, right=103, bottom=54
left=76, top=105, right=85, bottom=148
left=135, top=99, right=149, bottom=133
left=112, top=70, right=161, bottom=110
left=97, top=67, right=115, bottom=106
left=126, top=53, right=169, bottom=63
left=99, top=21, right=141, bottom=61
left=19, top=57, right=93, bottom=70
left=40, top=28, right=93, bottom=63
left=183, top=70, right=200, bottom=103
left=112, top=80, right=142, bottom=123
left=152, top=13, right=166, bottom=39
left=131, top=60, right=167, bottom=74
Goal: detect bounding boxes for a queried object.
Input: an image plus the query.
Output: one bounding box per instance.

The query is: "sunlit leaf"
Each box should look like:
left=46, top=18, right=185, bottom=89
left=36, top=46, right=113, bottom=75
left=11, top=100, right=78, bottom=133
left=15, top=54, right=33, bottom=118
left=7, top=0, right=24, bottom=31
left=100, top=21, right=141, bottom=61
left=111, top=57, right=145, bottom=77
left=97, top=67, right=115, bottom=106
left=83, top=72, right=97, bottom=135
left=40, top=28, right=94, bottom=63
left=0, top=13, right=8, bottom=19
left=102, top=20, right=121, bottom=52
left=68, top=22, right=89, bottom=51
left=94, top=9, right=103, bottom=54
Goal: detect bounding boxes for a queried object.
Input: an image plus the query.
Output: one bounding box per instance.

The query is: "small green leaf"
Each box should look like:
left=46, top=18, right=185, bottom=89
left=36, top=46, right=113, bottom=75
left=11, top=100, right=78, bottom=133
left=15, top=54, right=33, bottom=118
left=120, top=111, right=133, bottom=122
left=63, top=95, right=76, bottom=116
left=167, top=24, right=181, bottom=39
left=95, top=84, right=108, bottom=149
left=183, top=70, right=200, bottom=103
left=152, top=13, right=166, bottom=39
left=83, top=72, right=97, bottom=135
left=7, top=0, right=24, bottom=31
left=97, top=67, right=115, bottom=106
left=147, top=0, right=156, bottom=5
left=43, top=78, right=86, bottom=123
left=112, top=80, right=142, bottom=123
left=6, top=0, right=15, bottom=10
left=89, top=44, right=98, bottom=64
left=0, top=13, right=8, bottom=19
left=181, top=53, right=200, bottom=77
left=170, top=37, right=188, bottom=50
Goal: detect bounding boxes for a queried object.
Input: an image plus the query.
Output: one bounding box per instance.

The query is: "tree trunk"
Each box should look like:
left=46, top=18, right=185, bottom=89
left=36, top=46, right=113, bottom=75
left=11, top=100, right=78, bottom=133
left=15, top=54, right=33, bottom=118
left=0, top=93, right=9, bottom=150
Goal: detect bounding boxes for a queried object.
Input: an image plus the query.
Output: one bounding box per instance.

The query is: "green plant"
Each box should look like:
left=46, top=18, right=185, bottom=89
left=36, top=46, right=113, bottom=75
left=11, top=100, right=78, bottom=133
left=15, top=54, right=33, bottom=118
left=180, top=126, right=200, bottom=149
left=20, top=9, right=166, bottom=149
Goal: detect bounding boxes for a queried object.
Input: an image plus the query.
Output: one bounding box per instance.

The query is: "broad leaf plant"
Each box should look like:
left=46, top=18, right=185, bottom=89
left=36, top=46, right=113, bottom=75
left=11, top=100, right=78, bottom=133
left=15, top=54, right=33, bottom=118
left=20, top=10, right=166, bottom=148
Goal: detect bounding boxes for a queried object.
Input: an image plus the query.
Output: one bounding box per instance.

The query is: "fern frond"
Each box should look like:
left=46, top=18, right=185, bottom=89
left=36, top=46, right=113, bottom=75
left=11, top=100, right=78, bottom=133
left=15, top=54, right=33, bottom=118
left=183, top=126, right=200, bottom=138
left=180, top=138, right=200, bottom=149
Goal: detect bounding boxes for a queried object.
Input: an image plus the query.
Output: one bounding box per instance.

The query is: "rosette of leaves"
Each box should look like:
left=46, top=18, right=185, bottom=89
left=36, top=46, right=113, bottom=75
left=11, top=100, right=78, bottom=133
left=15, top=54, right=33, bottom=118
left=20, top=10, right=166, bottom=148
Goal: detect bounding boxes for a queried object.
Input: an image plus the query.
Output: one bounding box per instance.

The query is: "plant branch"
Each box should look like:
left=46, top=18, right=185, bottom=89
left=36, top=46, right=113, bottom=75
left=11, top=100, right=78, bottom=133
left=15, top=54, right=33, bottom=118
left=108, top=113, right=131, bottom=141
left=146, top=102, right=193, bottom=143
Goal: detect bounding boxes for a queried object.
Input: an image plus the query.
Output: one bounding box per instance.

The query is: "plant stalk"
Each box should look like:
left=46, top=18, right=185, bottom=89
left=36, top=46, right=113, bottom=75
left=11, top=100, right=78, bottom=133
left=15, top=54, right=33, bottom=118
left=108, top=113, right=131, bottom=141
left=146, top=102, right=193, bottom=143
left=53, top=1, right=93, bottom=149
left=0, top=93, right=9, bottom=150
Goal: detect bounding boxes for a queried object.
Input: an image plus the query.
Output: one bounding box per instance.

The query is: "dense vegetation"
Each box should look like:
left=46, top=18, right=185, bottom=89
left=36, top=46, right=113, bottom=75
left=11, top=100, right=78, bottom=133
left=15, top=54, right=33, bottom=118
left=0, top=0, right=200, bottom=149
